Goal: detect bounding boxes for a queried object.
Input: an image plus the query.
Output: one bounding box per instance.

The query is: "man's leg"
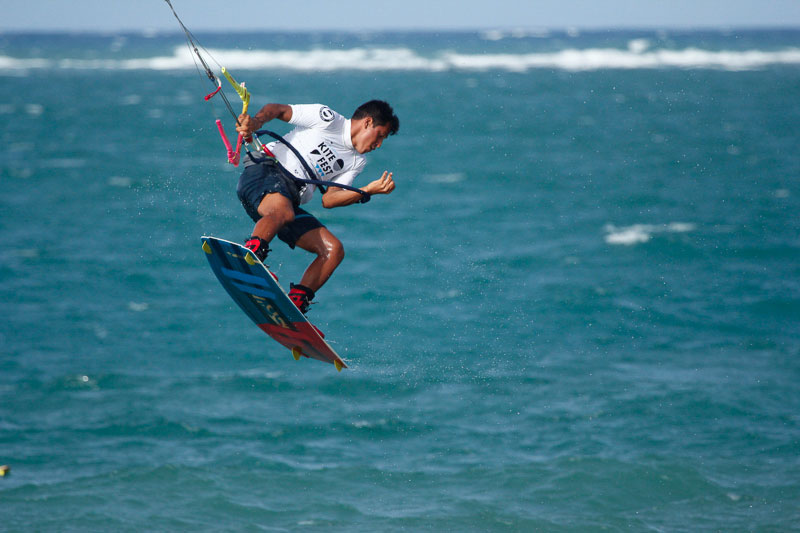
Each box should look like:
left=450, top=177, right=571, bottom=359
left=245, top=192, right=295, bottom=261
left=252, top=192, right=295, bottom=242
left=293, top=227, right=345, bottom=293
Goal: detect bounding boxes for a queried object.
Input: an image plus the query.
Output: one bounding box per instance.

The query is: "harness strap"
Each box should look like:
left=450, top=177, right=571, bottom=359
left=246, top=130, right=371, bottom=203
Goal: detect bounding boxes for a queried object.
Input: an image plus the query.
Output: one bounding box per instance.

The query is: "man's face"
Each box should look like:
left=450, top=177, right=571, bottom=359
left=353, top=119, right=392, bottom=154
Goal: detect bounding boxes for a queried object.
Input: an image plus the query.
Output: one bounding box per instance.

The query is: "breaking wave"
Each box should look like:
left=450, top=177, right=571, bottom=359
left=3, top=45, right=800, bottom=72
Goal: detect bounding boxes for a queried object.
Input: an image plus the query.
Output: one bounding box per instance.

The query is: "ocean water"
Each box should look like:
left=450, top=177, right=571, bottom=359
left=1, top=28, right=799, bottom=531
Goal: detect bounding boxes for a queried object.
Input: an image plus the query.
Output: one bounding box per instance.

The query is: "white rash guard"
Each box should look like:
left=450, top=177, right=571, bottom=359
left=265, top=104, right=366, bottom=205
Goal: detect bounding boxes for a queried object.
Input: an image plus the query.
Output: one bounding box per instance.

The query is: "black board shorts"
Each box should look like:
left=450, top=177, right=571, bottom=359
left=237, top=159, right=325, bottom=249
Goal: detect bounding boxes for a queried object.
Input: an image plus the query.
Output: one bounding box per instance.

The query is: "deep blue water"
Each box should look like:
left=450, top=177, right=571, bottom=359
left=1, top=29, right=799, bottom=531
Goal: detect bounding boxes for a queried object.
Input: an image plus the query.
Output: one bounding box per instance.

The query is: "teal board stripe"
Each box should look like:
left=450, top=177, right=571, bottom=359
left=203, top=237, right=302, bottom=327
left=221, top=266, right=271, bottom=288
left=231, top=281, right=277, bottom=300
left=205, top=239, right=270, bottom=324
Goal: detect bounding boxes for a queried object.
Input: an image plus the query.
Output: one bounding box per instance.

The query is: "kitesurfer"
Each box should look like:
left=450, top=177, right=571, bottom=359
left=235, top=100, right=399, bottom=314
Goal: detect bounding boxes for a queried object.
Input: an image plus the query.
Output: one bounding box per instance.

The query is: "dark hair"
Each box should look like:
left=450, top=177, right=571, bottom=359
left=352, top=100, right=399, bottom=135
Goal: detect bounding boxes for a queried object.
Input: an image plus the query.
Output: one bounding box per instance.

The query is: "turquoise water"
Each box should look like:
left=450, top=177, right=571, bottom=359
left=1, top=30, right=799, bottom=531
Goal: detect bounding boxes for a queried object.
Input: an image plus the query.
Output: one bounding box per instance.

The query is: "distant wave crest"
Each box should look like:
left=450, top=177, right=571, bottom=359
left=3, top=45, right=800, bottom=72
left=604, top=223, right=696, bottom=246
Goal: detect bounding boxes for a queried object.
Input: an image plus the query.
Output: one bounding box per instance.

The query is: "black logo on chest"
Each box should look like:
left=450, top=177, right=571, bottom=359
left=310, top=142, right=344, bottom=177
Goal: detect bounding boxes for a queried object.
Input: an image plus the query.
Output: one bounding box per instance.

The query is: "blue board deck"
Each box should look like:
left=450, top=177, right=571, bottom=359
left=201, top=236, right=347, bottom=371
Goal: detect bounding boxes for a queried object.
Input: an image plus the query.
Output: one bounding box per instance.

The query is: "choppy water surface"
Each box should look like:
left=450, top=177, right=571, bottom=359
left=1, top=29, right=799, bottom=531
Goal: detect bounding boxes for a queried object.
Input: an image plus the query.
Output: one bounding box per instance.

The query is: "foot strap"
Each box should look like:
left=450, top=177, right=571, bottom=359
left=288, top=283, right=315, bottom=314
left=244, top=236, right=271, bottom=262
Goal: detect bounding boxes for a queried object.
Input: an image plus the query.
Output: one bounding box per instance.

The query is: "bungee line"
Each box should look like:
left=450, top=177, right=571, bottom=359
left=163, top=0, right=235, bottom=118
left=164, top=0, right=254, bottom=166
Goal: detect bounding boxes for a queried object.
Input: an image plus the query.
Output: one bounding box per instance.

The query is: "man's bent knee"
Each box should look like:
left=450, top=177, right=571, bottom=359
left=328, top=240, right=345, bottom=264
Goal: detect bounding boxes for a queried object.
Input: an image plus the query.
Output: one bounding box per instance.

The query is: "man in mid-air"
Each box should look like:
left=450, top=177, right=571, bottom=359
left=235, top=100, right=399, bottom=315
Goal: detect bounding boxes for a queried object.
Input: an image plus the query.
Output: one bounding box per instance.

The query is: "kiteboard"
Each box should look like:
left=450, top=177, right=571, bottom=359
left=201, top=236, right=347, bottom=371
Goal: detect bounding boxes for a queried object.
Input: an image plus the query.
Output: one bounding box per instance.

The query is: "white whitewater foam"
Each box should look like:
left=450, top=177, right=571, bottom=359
left=108, top=176, right=132, bottom=187
left=628, top=39, right=651, bottom=54
left=444, top=47, right=800, bottom=71
left=3, top=45, right=800, bottom=72
left=128, top=302, right=149, bottom=312
left=604, top=222, right=696, bottom=246
left=25, top=103, right=44, bottom=116
left=0, top=56, right=51, bottom=69
left=605, top=225, right=652, bottom=245
left=480, top=28, right=552, bottom=40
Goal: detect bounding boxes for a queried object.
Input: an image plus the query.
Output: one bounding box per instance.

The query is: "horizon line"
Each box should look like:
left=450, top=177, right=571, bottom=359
left=2, top=25, right=800, bottom=35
